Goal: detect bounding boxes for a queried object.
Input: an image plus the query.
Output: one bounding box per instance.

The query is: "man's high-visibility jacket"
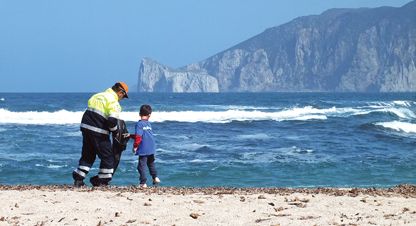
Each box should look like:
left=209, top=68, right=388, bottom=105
left=80, top=88, right=121, bottom=136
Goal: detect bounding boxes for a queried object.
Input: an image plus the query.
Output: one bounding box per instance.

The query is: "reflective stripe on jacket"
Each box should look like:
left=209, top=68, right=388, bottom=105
left=80, top=88, right=122, bottom=135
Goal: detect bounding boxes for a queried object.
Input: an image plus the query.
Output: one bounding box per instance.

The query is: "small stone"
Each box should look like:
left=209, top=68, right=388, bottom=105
left=144, top=202, right=152, bottom=206
left=190, top=213, right=200, bottom=219
left=255, top=218, right=271, bottom=223
left=274, top=207, right=284, bottom=212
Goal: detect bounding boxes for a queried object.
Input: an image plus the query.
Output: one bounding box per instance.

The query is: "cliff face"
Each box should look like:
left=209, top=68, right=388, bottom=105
left=137, top=1, right=416, bottom=92
left=138, top=58, right=219, bottom=92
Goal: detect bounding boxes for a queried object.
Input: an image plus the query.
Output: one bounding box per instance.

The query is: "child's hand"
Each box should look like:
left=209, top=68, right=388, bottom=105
left=132, top=147, right=138, bottom=155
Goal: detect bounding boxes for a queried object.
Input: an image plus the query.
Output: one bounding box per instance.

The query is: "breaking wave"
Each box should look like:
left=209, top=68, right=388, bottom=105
left=375, top=121, right=416, bottom=134
left=0, top=107, right=330, bottom=124
left=0, top=101, right=414, bottom=124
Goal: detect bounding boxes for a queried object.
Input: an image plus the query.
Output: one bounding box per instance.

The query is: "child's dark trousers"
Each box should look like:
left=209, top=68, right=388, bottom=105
left=138, top=154, right=157, bottom=184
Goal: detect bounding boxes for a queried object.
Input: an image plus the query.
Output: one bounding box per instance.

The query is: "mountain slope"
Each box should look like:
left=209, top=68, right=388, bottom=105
left=138, top=1, right=416, bottom=92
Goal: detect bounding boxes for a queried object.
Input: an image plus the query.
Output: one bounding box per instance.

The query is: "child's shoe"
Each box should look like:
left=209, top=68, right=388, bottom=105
left=139, top=183, right=147, bottom=188
left=153, top=177, right=161, bottom=185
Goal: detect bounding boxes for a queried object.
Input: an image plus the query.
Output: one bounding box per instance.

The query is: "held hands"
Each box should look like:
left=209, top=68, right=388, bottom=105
left=130, top=134, right=140, bottom=155
left=122, top=133, right=131, bottom=139
left=132, top=147, right=138, bottom=155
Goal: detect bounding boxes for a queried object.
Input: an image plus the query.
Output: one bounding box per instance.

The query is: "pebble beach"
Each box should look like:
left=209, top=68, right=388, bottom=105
left=0, top=184, right=415, bottom=225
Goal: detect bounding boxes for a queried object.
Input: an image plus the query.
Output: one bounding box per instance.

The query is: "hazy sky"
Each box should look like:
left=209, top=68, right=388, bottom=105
left=0, top=0, right=411, bottom=92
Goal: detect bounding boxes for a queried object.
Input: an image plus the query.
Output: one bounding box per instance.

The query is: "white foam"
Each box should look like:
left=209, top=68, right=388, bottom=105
left=375, top=121, right=416, bottom=133
left=0, top=98, right=5, bottom=101
left=0, top=104, right=413, bottom=124
left=181, top=143, right=210, bottom=151
left=35, top=164, right=67, bottom=169
left=393, top=101, right=412, bottom=107
left=189, top=159, right=217, bottom=163
left=64, top=131, right=82, bottom=137
left=367, top=100, right=415, bottom=108
left=141, top=106, right=331, bottom=123
left=0, top=108, right=83, bottom=125
left=197, top=104, right=274, bottom=110
left=0, top=106, right=333, bottom=124
left=237, top=133, right=271, bottom=140
left=373, top=108, right=415, bottom=119
left=353, top=107, right=416, bottom=119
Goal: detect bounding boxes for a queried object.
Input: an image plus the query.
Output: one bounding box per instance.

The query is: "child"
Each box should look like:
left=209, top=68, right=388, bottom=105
left=131, top=104, right=160, bottom=188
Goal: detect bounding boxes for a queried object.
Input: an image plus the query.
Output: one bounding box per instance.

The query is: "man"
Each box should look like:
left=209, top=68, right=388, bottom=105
left=72, top=82, right=129, bottom=187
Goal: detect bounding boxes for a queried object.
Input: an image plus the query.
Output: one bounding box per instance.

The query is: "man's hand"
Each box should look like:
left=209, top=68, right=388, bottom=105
left=122, top=133, right=130, bottom=139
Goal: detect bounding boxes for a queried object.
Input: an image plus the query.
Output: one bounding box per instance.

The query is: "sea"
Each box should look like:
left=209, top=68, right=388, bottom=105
left=0, top=92, right=415, bottom=188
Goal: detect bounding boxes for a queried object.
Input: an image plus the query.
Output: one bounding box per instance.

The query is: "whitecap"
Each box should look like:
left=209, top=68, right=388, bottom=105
left=375, top=121, right=416, bottom=133
left=367, top=101, right=394, bottom=108
left=154, top=159, right=187, bottom=164
left=283, top=135, right=307, bottom=141
left=0, top=108, right=83, bottom=125
left=35, top=164, right=67, bottom=169
left=3, top=105, right=410, bottom=125
left=132, top=106, right=331, bottom=123
left=197, top=104, right=274, bottom=111
left=64, top=131, right=82, bottom=137
left=46, top=159, right=63, bottom=163
left=352, top=107, right=416, bottom=119
left=290, top=147, right=314, bottom=154
left=393, top=100, right=412, bottom=107
left=236, top=133, right=271, bottom=140
left=0, top=106, right=331, bottom=125
left=189, top=159, right=217, bottom=163
left=156, top=148, right=187, bottom=155
left=0, top=98, right=5, bottom=101
left=385, top=108, right=416, bottom=119
left=180, top=143, right=210, bottom=151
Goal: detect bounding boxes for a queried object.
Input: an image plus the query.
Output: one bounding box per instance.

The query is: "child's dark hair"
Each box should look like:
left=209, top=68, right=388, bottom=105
left=139, top=104, right=152, bottom=116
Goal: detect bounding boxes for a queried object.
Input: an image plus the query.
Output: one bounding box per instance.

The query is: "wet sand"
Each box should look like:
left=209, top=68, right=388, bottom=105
left=0, top=184, right=415, bottom=225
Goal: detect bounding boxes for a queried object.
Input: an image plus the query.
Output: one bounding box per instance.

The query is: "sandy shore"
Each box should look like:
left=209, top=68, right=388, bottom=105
left=0, top=185, right=415, bottom=226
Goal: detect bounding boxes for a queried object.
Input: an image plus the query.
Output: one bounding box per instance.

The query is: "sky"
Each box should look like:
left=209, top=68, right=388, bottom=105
left=0, top=0, right=411, bottom=92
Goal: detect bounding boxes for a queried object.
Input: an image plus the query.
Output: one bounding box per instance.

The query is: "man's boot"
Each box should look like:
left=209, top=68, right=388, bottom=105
left=90, top=175, right=109, bottom=187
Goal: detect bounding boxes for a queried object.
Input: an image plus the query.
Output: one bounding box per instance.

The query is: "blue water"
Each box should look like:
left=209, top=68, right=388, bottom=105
left=0, top=92, right=415, bottom=188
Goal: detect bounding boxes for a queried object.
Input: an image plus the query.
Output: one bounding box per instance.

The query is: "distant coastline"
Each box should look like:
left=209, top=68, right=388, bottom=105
left=138, top=1, right=416, bottom=92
